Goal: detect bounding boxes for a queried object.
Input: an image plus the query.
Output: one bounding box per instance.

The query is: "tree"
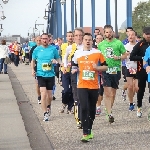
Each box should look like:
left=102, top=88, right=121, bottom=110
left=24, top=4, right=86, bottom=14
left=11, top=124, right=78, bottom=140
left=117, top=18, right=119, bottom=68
left=132, top=0, right=150, bottom=36
left=119, top=32, right=126, bottom=41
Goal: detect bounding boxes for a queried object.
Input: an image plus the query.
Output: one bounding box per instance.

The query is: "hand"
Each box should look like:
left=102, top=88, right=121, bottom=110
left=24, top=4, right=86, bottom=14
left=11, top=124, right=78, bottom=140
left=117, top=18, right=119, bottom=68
left=62, top=67, right=67, bottom=74
left=146, top=66, right=150, bottom=73
left=51, top=59, right=58, bottom=64
left=71, top=69, right=77, bottom=74
left=93, top=63, right=98, bottom=70
left=32, top=70, right=35, bottom=77
left=113, top=55, right=119, bottom=60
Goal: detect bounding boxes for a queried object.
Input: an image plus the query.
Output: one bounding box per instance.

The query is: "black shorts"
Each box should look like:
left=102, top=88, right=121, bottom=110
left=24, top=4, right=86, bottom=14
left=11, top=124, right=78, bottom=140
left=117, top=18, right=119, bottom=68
left=125, top=68, right=136, bottom=78
left=101, top=71, right=121, bottom=89
left=122, top=66, right=127, bottom=82
left=37, top=76, right=55, bottom=90
left=25, top=53, right=29, bottom=59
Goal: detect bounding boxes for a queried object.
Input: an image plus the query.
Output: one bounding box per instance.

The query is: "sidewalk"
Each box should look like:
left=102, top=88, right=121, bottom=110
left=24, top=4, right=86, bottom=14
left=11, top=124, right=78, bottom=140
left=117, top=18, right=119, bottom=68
left=0, top=74, right=31, bottom=150
left=8, top=63, right=150, bottom=150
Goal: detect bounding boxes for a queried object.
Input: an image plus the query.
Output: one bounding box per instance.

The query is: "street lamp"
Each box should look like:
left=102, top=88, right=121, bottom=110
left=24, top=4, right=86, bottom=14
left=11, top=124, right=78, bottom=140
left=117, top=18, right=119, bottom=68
left=2, top=0, right=9, bottom=4
left=28, top=27, right=32, bottom=36
left=0, top=4, right=6, bottom=20
left=0, top=24, right=3, bottom=36
left=60, top=0, right=66, bottom=5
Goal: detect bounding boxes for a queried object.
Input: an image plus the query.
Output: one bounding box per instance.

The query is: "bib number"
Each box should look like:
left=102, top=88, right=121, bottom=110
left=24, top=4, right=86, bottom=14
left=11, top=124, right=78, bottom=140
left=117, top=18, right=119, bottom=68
left=42, top=63, right=51, bottom=71
left=106, top=67, right=118, bottom=74
left=129, top=68, right=137, bottom=74
left=82, top=70, right=95, bottom=80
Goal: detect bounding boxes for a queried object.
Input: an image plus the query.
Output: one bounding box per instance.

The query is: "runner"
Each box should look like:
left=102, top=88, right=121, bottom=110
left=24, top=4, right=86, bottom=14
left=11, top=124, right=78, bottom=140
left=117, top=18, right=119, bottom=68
left=72, top=32, right=107, bottom=142
left=59, top=31, right=74, bottom=114
left=94, top=34, right=104, bottom=115
left=98, top=25, right=127, bottom=123
left=64, top=28, right=84, bottom=128
left=31, top=33, right=62, bottom=121
left=30, top=36, right=41, bottom=104
left=130, top=27, right=150, bottom=119
left=122, top=27, right=133, bottom=100
left=124, top=30, right=138, bottom=112
left=143, top=45, right=150, bottom=120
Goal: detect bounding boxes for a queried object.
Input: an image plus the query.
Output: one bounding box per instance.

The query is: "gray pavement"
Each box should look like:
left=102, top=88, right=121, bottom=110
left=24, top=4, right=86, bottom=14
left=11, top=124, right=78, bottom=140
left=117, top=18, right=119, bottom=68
left=6, top=63, right=150, bottom=150
left=0, top=74, right=31, bottom=150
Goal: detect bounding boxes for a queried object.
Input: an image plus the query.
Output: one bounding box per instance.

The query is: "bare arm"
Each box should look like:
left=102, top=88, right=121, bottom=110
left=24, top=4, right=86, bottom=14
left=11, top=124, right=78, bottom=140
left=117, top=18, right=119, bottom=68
left=31, top=59, right=35, bottom=76
left=63, top=46, right=71, bottom=67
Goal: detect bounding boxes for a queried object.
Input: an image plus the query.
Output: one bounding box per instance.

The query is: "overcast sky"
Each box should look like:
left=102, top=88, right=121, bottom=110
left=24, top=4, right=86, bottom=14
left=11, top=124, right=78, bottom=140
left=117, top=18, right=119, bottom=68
left=0, top=0, right=147, bottom=37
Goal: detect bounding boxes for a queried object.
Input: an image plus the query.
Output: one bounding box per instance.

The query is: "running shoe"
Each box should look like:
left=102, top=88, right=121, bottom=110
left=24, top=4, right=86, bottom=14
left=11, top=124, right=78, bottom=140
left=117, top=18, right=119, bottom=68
left=129, top=104, right=135, bottom=111
left=38, top=96, right=41, bottom=104
left=137, top=107, right=142, bottom=118
left=43, top=112, right=49, bottom=121
left=88, top=130, right=94, bottom=139
left=109, top=115, right=114, bottom=124
left=47, top=105, right=51, bottom=116
left=59, top=104, right=67, bottom=113
left=96, top=107, right=101, bottom=115
left=67, top=109, right=74, bottom=114
left=81, top=135, right=90, bottom=142
left=77, top=121, right=82, bottom=129
left=122, top=90, right=126, bottom=101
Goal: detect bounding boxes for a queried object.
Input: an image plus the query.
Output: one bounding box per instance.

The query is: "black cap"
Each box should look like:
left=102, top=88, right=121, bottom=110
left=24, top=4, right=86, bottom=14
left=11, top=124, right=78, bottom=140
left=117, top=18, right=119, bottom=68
left=143, top=27, right=150, bottom=34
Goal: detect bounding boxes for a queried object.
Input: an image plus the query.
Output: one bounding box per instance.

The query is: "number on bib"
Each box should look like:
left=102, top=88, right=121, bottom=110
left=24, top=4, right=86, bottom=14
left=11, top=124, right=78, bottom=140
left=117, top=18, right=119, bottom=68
left=42, top=63, right=51, bottom=71
left=82, top=70, right=95, bottom=80
left=106, top=67, right=118, bottom=74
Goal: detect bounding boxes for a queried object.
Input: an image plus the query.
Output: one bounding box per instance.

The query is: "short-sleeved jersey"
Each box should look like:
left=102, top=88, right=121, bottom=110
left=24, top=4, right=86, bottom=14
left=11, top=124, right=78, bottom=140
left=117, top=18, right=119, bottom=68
left=32, top=45, right=59, bottom=77
left=98, top=38, right=126, bottom=72
left=72, top=49, right=106, bottom=89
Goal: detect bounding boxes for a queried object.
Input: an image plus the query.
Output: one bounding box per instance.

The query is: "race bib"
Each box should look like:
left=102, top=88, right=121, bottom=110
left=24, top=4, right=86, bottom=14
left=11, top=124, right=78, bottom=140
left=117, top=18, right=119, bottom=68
left=129, top=68, right=137, bottom=74
left=42, top=63, right=51, bottom=71
left=106, top=67, right=118, bottom=74
left=82, top=70, right=95, bottom=80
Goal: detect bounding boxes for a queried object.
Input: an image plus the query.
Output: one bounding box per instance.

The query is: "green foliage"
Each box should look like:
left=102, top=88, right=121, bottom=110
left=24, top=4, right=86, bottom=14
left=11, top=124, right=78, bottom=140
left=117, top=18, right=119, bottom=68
left=119, top=32, right=126, bottom=41
left=132, top=0, right=150, bottom=35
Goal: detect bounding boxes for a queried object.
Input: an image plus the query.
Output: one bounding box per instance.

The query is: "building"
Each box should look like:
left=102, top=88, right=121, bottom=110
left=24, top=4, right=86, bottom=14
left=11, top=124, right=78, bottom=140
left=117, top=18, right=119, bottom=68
left=83, top=27, right=104, bottom=35
left=0, top=35, right=27, bottom=43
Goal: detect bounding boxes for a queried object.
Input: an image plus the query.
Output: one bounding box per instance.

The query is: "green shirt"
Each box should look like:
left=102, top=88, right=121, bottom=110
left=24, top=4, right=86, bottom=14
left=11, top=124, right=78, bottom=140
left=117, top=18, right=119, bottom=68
left=98, top=39, right=126, bottom=73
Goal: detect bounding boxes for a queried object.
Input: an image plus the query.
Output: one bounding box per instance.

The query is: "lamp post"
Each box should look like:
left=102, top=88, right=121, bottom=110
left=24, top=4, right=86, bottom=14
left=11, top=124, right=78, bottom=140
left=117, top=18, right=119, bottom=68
left=0, top=4, right=6, bottom=20
left=114, top=0, right=118, bottom=37
left=75, top=0, right=77, bottom=28
left=71, top=0, right=74, bottom=31
left=0, top=24, right=3, bottom=36
left=2, top=0, right=9, bottom=4
left=60, top=0, right=66, bottom=42
left=56, top=0, right=62, bottom=38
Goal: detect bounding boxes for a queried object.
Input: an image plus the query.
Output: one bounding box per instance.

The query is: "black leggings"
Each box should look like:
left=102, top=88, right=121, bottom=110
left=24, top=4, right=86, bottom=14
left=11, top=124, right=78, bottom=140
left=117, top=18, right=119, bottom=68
left=137, top=69, right=147, bottom=108
left=77, top=88, right=98, bottom=135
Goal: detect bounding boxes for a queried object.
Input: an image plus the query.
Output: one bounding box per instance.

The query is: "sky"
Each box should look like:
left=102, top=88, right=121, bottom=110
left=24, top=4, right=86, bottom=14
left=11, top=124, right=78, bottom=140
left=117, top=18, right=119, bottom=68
left=0, top=0, right=148, bottom=37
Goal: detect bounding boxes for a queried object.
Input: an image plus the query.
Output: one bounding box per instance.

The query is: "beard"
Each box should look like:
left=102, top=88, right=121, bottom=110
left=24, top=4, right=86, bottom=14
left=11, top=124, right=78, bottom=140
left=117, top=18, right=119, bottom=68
left=105, top=35, right=113, bottom=40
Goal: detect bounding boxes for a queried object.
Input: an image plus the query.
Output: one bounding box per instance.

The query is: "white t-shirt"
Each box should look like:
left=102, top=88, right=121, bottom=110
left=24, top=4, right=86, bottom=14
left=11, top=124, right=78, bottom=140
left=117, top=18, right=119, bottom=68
left=124, top=42, right=137, bottom=69
left=63, top=44, right=83, bottom=67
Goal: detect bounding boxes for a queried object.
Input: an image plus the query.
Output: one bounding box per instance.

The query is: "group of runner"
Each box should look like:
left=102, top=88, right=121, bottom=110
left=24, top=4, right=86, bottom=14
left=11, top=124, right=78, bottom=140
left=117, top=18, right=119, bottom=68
left=29, top=25, right=150, bottom=143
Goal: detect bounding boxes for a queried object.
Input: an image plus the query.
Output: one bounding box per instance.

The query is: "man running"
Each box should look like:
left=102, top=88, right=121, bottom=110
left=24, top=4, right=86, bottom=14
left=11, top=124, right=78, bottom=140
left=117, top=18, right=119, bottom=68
left=72, top=32, right=107, bottom=142
left=124, top=30, right=138, bottom=112
left=30, top=36, right=41, bottom=104
left=130, top=27, right=150, bottom=119
left=98, top=25, right=127, bottom=123
left=31, top=33, right=62, bottom=121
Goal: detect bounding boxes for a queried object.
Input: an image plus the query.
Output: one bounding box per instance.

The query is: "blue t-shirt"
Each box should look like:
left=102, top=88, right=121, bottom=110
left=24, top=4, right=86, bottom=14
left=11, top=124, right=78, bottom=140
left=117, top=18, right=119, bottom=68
left=122, top=38, right=129, bottom=66
left=143, top=46, right=150, bottom=82
left=32, top=45, right=59, bottom=77
left=29, top=41, right=36, bottom=49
